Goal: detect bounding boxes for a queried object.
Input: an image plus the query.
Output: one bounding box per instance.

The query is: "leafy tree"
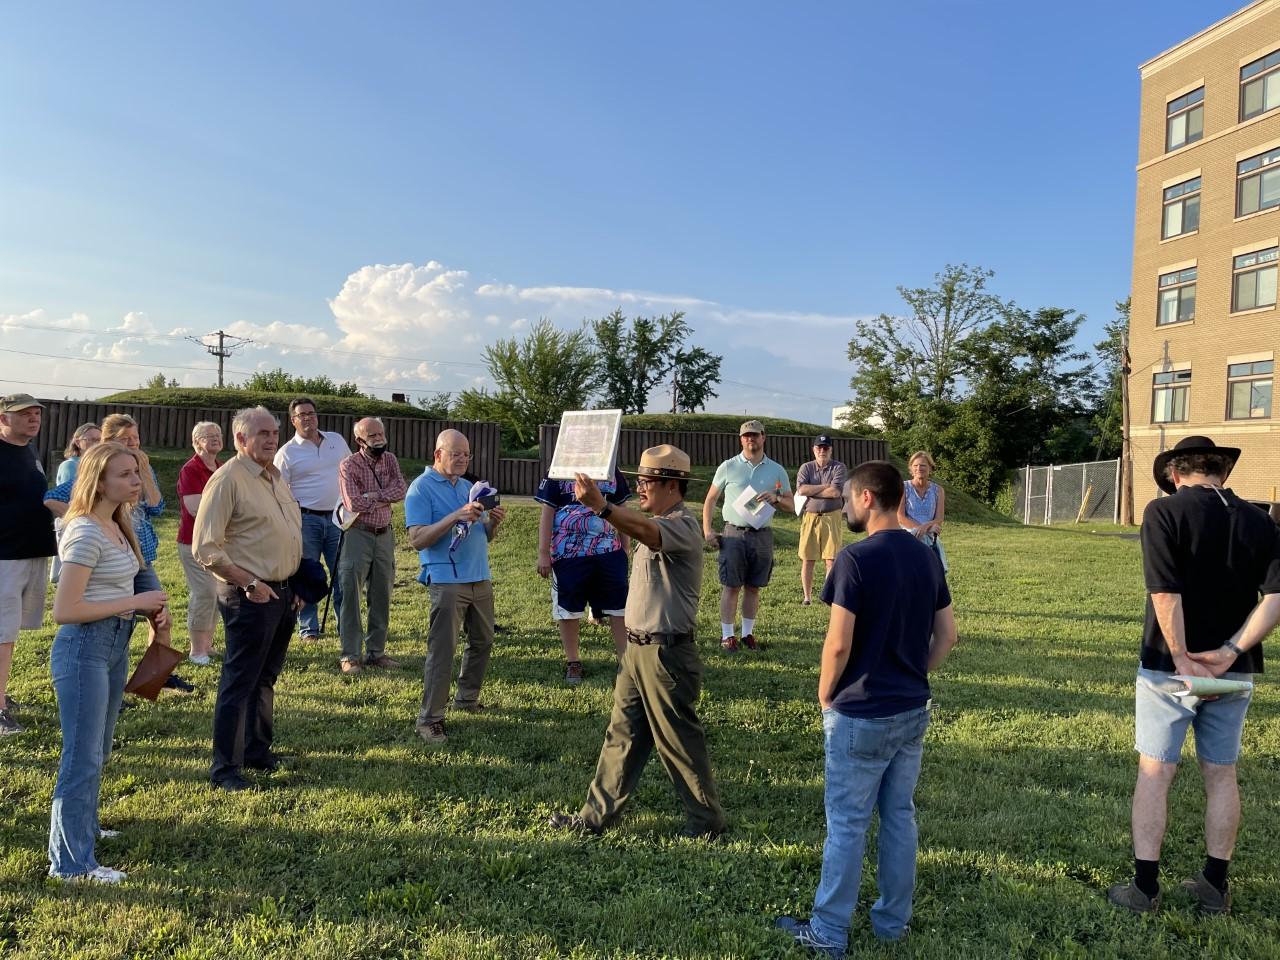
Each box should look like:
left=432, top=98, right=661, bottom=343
left=414, top=392, right=453, bottom=419
left=240, top=367, right=366, bottom=398
left=1089, top=298, right=1129, bottom=460
left=590, top=310, right=720, bottom=413
left=140, top=372, right=180, bottom=389
left=671, top=346, right=722, bottom=413
left=453, top=318, right=597, bottom=447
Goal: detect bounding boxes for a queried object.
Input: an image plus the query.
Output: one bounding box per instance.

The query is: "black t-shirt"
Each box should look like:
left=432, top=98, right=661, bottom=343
left=1140, top=485, right=1280, bottom=673
left=0, top=439, right=57, bottom=560
left=821, top=529, right=952, bottom=718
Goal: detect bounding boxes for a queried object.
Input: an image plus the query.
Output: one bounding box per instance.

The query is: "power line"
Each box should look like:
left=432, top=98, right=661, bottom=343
left=0, top=346, right=244, bottom=377
left=185, top=330, right=253, bottom=388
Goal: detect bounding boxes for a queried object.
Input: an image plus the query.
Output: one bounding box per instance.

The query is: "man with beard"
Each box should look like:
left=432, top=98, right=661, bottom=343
left=776, top=460, right=958, bottom=954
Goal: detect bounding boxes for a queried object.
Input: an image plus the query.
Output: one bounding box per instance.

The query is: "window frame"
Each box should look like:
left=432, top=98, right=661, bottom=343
left=1151, top=368, right=1192, bottom=424
left=1226, top=360, right=1274, bottom=420
left=1236, top=147, right=1280, bottom=218
left=1231, top=246, right=1279, bottom=312
left=1166, top=87, right=1205, bottom=152
left=1162, top=177, right=1201, bottom=239
left=1156, top=266, right=1197, bottom=325
left=1241, top=49, right=1280, bottom=122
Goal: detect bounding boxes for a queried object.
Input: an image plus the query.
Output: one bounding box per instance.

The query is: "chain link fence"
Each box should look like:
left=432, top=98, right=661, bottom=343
left=1008, top=459, right=1119, bottom=524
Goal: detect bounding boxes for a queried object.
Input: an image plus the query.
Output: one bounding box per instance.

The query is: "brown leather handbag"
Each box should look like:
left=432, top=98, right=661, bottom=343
left=124, top=641, right=186, bottom=700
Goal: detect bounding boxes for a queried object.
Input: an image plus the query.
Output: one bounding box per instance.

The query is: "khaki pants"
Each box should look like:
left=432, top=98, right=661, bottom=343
left=337, top=527, right=395, bottom=662
left=417, top=580, right=494, bottom=726
left=580, top=638, right=725, bottom=834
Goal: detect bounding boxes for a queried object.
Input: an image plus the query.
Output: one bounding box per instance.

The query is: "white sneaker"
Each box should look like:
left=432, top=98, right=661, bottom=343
left=188, top=654, right=211, bottom=666
left=59, top=865, right=127, bottom=884
left=99, top=829, right=120, bottom=839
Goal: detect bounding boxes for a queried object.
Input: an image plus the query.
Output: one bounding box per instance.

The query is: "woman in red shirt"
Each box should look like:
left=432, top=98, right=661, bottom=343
left=177, top=422, right=223, bottom=664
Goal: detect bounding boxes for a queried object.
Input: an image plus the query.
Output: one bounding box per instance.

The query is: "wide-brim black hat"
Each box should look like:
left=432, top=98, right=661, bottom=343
left=1152, top=435, right=1241, bottom=495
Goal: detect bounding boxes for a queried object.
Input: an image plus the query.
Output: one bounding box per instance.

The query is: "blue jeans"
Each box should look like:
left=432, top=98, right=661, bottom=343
left=298, top=512, right=341, bottom=636
left=48, top=615, right=136, bottom=878
left=810, top=703, right=930, bottom=947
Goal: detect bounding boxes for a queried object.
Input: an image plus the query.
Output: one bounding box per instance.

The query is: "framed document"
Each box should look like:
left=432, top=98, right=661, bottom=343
left=548, top=409, right=623, bottom=481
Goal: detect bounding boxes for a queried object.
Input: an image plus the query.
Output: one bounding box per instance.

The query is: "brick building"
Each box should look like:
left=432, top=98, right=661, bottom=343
left=1130, top=0, right=1280, bottom=511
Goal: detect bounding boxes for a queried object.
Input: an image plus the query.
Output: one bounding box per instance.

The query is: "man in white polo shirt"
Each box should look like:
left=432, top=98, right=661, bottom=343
left=702, top=420, right=792, bottom=652
left=274, top=396, right=351, bottom=641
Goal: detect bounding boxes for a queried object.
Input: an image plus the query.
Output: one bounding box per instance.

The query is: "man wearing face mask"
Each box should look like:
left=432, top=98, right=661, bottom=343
left=776, top=460, right=957, bottom=955
left=335, top=417, right=407, bottom=675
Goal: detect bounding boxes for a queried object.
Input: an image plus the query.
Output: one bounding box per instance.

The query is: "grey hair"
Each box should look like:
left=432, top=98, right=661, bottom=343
left=231, top=406, right=277, bottom=450
left=354, top=416, right=384, bottom=438
left=191, top=420, right=222, bottom=444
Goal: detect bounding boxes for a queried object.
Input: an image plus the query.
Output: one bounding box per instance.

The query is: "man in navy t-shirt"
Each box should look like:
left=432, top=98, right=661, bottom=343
left=777, top=460, right=957, bottom=956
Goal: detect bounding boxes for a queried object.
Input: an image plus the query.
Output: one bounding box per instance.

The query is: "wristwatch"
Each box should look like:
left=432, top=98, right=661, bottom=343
left=597, top=503, right=614, bottom=520
left=1224, top=639, right=1245, bottom=657
left=244, top=578, right=259, bottom=596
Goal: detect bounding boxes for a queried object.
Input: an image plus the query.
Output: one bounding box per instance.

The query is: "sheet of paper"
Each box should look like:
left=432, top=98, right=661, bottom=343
left=548, top=409, right=623, bottom=481
left=793, top=493, right=808, bottom=516
left=1171, top=675, right=1255, bottom=697
left=731, top=485, right=775, bottom=529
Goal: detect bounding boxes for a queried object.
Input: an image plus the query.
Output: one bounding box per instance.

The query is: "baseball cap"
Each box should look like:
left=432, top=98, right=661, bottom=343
left=0, top=393, right=44, bottom=413
left=814, top=434, right=832, bottom=447
left=739, top=419, right=765, bottom=436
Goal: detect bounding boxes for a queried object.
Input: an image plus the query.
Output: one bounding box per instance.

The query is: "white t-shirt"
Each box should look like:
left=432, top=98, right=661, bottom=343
left=59, top=516, right=140, bottom=603
left=274, top=431, right=351, bottom=511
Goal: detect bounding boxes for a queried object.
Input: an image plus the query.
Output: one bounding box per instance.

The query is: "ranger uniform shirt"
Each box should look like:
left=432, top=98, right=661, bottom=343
left=624, top=504, right=704, bottom=636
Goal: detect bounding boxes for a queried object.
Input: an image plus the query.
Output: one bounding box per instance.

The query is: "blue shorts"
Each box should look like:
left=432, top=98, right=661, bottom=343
left=133, top=563, right=163, bottom=594
left=718, top=525, right=774, bottom=588
left=551, top=551, right=627, bottom=620
left=1134, top=667, right=1254, bottom=765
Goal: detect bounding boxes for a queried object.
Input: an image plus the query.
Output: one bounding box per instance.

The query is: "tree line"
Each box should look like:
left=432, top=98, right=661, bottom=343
left=843, top=263, right=1125, bottom=503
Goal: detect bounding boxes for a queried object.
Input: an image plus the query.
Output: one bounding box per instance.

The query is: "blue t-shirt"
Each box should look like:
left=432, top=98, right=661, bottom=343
left=404, top=467, right=491, bottom=584
left=533, top=470, right=630, bottom=560
left=821, top=529, right=951, bottom=718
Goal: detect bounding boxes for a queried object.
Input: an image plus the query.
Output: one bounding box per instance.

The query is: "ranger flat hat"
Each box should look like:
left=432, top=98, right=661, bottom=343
left=0, top=393, right=43, bottom=413
left=739, top=419, right=765, bottom=435
left=638, top=444, right=691, bottom=480
left=1152, top=435, right=1241, bottom=495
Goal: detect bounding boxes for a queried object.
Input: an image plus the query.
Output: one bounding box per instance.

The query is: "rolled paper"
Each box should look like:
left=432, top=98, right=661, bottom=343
left=1171, top=675, right=1255, bottom=697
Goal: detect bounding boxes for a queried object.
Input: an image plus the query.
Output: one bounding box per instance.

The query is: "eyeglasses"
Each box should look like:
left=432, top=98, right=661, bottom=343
left=635, top=477, right=666, bottom=489
left=441, top=451, right=471, bottom=460
left=292, top=411, right=318, bottom=420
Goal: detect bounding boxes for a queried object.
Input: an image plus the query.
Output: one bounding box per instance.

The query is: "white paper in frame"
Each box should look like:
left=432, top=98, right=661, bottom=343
left=547, top=409, right=623, bottom=481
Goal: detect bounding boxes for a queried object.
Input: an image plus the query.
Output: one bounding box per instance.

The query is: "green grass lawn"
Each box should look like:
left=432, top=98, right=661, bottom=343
left=1, top=452, right=1277, bottom=959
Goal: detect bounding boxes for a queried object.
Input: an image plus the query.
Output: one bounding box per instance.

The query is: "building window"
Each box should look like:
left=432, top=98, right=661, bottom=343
left=1237, top=147, right=1280, bottom=217
left=1166, top=87, right=1204, bottom=151
left=1162, top=177, right=1201, bottom=238
left=1241, top=50, right=1280, bottom=121
left=1232, top=246, right=1279, bottom=311
left=1227, top=360, right=1273, bottom=419
left=1157, top=267, right=1197, bottom=325
left=1152, top=369, right=1191, bottom=423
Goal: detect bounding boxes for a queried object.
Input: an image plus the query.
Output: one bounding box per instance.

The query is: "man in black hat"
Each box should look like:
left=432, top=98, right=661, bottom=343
left=1108, top=436, right=1280, bottom=915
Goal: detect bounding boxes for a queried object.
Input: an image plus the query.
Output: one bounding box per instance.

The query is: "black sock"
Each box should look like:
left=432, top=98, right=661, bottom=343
left=1135, top=858, right=1160, bottom=897
left=1203, top=856, right=1230, bottom=892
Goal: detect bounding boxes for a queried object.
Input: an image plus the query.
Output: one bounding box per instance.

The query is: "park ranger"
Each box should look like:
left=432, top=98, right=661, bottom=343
left=549, top=444, right=727, bottom=839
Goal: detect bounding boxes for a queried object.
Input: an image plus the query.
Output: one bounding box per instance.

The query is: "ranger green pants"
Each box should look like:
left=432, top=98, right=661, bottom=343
left=580, top=639, right=725, bottom=833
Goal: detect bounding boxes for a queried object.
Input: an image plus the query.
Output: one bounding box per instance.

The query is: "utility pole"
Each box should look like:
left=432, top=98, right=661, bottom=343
left=1119, top=326, right=1134, bottom=525
left=670, top=375, right=679, bottom=414
left=186, top=330, right=252, bottom=388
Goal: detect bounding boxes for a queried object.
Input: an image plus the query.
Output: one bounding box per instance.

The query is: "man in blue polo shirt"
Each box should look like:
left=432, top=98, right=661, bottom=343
left=702, top=420, right=792, bottom=651
left=776, top=460, right=957, bottom=955
left=405, top=429, right=506, bottom=745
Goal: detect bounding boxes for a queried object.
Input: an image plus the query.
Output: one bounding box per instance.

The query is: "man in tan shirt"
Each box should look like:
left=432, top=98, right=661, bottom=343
left=193, top=406, right=303, bottom=791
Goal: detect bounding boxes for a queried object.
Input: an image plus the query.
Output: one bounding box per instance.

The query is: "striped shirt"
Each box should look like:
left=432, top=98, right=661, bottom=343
left=60, top=516, right=140, bottom=604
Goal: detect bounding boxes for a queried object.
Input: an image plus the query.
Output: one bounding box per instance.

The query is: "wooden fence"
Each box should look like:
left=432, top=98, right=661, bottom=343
left=31, top=400, right=887, bottom=498
left=33, top=398, right=505, bottom=480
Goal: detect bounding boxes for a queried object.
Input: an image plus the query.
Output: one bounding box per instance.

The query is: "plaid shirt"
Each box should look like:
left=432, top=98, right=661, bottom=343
left=339, top=450, right=407, bottom=531
left=46, top=466, right=164, bottom=564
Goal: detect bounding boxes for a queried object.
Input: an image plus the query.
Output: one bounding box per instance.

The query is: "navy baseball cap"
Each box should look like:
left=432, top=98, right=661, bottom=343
left=814, top=435, right=832, bottom=447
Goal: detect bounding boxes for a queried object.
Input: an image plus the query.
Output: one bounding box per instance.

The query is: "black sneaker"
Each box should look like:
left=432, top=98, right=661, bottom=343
left=565, top=661, right=583, bottom=686
left=0, top=709, right=24, bottom=736
left=548, top=812, right=601, bottom=834
left=4, top=695, right=28, bottom=711
left=775, top=917, right=843, bottom=958
left=164, top=674, right=196, bottom=693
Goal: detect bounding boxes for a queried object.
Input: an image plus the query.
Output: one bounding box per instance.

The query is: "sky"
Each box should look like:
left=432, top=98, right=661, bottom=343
left=0, top=0, right=1250, bottom=425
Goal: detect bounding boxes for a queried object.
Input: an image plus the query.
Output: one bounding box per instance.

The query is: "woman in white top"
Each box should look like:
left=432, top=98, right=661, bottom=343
left=47, top=442, right=168, bottom=884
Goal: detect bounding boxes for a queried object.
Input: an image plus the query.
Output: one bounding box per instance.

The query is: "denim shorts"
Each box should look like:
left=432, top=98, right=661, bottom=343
left=1134, top=667, right=1254, bottom=765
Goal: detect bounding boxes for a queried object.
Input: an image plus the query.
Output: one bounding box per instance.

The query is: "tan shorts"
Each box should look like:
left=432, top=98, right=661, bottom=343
left=798, top=511, right=843, bottom=561
left=0, top=557, right=50, bottom=644
left=178, top=542, right=220, bottom=632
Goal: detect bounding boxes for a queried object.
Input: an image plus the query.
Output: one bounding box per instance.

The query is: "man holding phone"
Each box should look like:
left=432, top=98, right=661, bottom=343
left=405, top=429, right=506, bottom=745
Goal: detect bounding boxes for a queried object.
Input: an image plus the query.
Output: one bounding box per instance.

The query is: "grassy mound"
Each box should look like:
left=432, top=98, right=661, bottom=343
left=99, top=388, right=440, bottom=420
